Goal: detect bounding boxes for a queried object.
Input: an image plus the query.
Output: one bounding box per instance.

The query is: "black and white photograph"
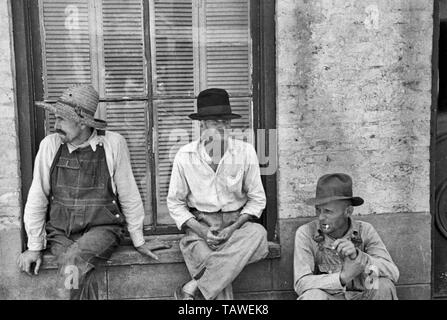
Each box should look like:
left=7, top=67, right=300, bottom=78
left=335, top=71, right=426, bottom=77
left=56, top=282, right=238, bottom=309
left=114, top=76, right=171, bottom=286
left=0, top=0, right=443, bottom=306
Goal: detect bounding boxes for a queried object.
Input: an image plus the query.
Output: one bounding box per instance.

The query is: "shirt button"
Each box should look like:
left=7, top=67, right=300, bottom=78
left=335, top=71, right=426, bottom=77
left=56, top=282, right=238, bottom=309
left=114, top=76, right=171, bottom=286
left=99, top=143, right=103, bottom=147
left=115, top=214, right=120, bottom=218
left=112, top=200, right=116, bottom=204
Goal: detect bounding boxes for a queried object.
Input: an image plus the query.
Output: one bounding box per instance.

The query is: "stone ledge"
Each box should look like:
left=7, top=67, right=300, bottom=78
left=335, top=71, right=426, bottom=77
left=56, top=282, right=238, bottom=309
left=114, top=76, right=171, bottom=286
left=40, top=235, right=281, bottom=270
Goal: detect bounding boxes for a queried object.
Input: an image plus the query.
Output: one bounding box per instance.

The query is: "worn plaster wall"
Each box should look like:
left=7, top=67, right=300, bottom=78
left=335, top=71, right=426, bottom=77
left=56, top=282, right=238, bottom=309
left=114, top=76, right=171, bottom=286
left=0, top=0, right=25, bottom=299
left=277, top=0, right=432, bottom=219
left=0, top=0, right=21, bottom=228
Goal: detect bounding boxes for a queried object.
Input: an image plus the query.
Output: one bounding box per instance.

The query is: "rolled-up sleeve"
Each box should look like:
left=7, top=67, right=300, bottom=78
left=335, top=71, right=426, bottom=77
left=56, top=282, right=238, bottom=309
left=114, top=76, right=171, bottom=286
left=167, top=152, right=195, bottom=230
left=294, top=225, right=344, bottom=296
left=240, top=144, right=266, bottom=218
left=113, top=135, right=145, bottom=247
left=24, top=137, right=57, bottom=251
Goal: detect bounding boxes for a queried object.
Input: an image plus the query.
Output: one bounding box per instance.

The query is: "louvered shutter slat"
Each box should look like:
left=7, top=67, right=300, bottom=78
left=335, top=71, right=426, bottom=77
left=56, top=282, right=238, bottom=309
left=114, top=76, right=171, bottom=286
left=101, top=0, right=147, bottom=98
left=204, top=0, right=250, bottom=96
left=153, top=0, right=195, bottom=97
left=154, top=99, right=195, bottom=223
left=41, top=0, right=93, bottom=101
left=41, top=0, right=93, bottom=133
left=105, top=101, right=149, bottom=207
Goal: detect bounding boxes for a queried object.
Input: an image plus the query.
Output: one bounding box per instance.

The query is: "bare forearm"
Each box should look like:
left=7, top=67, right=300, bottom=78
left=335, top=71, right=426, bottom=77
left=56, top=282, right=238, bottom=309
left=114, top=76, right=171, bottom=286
left=184, top=218, right=208, bottom=238
left=229, top=213, right=252, bottom=230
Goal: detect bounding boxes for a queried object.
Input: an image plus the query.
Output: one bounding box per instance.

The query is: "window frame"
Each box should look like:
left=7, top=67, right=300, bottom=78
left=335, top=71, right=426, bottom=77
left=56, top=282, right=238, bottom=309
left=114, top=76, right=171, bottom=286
left=12, top=0, right=277, bottom=241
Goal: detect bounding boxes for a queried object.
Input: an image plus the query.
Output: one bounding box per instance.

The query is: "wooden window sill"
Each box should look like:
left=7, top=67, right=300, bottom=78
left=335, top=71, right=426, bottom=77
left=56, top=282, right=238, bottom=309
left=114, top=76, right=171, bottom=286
left=40, top=234, right=281, bottom=270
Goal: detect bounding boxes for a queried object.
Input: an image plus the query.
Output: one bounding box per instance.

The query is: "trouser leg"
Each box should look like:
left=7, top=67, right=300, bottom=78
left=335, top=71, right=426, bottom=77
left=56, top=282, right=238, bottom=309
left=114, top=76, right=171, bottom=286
left=362, top=278, right=398, bottom=300
left=298, top=289, right=345, bottom=300
left=345, top=278, right=398, bottom=300
left=49, top=225, right=123, bottom=300
left=180, top=222, right=268, bottom=300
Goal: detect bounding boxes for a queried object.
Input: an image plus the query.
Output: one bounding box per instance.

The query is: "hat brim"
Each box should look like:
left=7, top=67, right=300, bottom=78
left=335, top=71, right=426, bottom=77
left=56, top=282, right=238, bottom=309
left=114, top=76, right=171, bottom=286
left=36, top=101, right=107, bottom=130
left=188, top=113, right=242, bottom=120
left=305, top=196, right=364, bottom=207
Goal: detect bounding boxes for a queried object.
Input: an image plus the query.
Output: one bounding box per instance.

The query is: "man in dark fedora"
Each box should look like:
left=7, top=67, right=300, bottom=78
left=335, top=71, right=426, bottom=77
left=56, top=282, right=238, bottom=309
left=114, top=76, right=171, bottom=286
left=167, top=88, right=268, bottom=300
left=17, top=84, right=170, bottom=299
left=294, top=173, right=399, bottom=300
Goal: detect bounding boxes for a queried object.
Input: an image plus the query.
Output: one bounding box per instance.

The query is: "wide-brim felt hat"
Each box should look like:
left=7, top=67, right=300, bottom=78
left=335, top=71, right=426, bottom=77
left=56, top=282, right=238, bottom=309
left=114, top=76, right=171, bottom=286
left=35, top=84, right=107, bottom=130
left=305, top=173, right=364, bottom=207
left=188, top=88, right=242, bottom=120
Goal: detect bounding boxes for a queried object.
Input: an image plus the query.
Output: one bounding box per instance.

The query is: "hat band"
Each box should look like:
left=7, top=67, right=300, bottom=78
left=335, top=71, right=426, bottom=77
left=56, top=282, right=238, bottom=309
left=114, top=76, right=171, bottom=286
left=57, top=98, right=95, bottom=118
left=197, top=104, right=232, bottom=116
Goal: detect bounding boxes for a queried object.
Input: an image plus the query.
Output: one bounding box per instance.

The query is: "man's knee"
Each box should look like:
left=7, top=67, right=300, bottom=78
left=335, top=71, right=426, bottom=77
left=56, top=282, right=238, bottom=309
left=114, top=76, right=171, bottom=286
left=244, top=222, right=267, bottom=241
left=298, top=289, right=331, bottom=300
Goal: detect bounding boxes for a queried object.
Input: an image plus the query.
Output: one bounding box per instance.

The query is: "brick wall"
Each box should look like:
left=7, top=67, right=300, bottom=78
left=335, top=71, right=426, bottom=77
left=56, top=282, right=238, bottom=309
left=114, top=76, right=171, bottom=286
left=277, top=0, right=432, bottom=219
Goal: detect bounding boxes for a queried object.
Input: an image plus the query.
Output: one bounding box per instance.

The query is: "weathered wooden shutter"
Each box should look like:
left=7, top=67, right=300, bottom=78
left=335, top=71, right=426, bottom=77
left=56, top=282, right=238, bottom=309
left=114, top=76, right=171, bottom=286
left=151, top=0, right=196, bottom=223
left=98, top=0, right=151, bottom=217
left=201, top=0, right=252, bottom=133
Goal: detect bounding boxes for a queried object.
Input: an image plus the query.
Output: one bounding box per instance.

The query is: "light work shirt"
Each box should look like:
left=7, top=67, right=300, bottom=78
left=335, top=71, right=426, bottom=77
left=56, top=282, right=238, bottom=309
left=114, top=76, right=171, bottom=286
left=167, top=138, right=266, bottom=229
left=294, top=218, right=399, bottom=297
left=24, top=129, right=145, bottom=250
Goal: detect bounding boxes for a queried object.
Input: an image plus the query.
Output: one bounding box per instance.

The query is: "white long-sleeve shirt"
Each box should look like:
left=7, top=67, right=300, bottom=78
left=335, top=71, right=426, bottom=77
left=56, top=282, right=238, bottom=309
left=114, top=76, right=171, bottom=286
left=24, top=130, right=145, bottom=250
left=167, top=138, right=266, bottom=229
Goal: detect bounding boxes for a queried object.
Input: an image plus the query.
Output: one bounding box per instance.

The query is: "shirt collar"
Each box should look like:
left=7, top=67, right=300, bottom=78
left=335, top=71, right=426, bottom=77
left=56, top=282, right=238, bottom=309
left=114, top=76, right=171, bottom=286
left=65, top=129, right=100, bottom=153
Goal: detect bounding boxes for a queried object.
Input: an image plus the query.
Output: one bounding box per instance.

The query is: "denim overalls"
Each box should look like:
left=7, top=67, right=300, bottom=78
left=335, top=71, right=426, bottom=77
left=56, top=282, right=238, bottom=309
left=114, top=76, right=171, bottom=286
left=45, top=137, right=126, bottom=299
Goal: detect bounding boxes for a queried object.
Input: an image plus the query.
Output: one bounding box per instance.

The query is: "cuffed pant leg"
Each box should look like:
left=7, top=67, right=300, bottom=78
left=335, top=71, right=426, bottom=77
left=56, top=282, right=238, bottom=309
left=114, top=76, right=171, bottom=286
left=367, top=278, right=398, bottom=300
left=298, top=289, right=343, bottom=300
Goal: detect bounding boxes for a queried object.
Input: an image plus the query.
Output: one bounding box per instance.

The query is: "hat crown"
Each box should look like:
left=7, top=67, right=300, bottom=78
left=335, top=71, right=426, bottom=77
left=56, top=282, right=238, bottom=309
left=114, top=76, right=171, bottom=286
left=315, top=173, right=354, bottom=200
left=188, top=88, right=241, bottom=120
left=58, top=84, right=99, bottom=116
left=197, top=88, right=230, bottom=109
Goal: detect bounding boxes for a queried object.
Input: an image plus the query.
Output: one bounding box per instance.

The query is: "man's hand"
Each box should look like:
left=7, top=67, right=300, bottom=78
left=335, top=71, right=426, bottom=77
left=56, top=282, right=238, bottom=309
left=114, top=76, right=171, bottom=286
left=206, top=226, right=225, bottom=250
left=339, top=256, right=365, bottom=286
left=135, top=240, right=171, bottom=261
left=17, top=250, right=42, bottom=276
left=216, top=225, right=236, bottom=243
left=333, top=238, right=357, bottom=260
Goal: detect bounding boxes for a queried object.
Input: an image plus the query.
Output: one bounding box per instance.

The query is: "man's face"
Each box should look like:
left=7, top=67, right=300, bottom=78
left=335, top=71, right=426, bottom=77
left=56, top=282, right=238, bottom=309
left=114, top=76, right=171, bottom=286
left=54, top=115, right=84, bottom=144
left=315, top=200, right=352, bottom=236
left=201, top=119, right=231, bottom=141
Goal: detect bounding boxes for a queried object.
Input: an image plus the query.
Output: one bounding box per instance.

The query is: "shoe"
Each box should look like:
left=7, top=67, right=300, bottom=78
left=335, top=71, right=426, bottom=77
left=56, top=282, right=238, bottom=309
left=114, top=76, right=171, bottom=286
left=174, top=284, right=195, bottom=300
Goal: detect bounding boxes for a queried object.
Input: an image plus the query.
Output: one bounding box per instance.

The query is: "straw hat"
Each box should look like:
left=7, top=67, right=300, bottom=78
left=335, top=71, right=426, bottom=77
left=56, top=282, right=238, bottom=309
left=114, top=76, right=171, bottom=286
left=36, top=84, right=107, bottom=129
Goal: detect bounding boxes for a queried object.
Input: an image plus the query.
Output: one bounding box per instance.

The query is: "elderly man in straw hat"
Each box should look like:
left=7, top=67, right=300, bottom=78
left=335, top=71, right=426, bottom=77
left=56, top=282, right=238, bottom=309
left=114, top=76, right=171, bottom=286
left=17, top=84, right=170, bottom=299
left=167, top=88, right=268, bottom=300
left=294, top=173, right=400, bottom=300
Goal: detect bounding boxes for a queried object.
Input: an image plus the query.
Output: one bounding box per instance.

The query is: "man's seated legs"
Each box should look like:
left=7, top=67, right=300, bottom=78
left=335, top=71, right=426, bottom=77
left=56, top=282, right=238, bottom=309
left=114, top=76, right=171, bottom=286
left=298, top=277, right=397, bottom=300
left=48, top=225, right=124, bottom=300
left=179, top=222, right=268, bottom=300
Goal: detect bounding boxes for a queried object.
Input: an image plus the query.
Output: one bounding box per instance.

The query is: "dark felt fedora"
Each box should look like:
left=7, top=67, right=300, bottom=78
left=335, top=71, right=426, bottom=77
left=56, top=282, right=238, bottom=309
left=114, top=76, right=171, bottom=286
left=305, top=173, right=364, bottom=206
left=188, top=88, right=241, bottom=120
